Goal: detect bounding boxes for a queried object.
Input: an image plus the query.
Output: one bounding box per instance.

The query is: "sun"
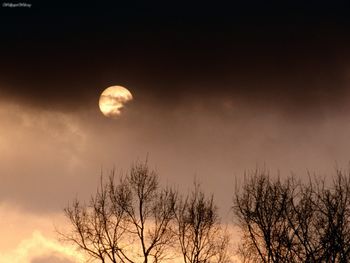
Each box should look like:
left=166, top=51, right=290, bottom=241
left=99, top=86, right=133, bottom=118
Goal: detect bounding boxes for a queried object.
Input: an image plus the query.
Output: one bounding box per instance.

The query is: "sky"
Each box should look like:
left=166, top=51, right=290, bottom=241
left=1, top=1, right=350, bottom=262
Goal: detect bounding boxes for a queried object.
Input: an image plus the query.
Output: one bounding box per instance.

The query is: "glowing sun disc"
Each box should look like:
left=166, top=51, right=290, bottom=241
left=99, top=86, right=133, bottom=118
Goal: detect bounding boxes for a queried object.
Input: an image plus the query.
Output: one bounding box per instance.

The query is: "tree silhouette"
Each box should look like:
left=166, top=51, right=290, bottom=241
left=61, top=162, right=176, bottom=263
left=233, top=169, right=350, bottom=263
left=173, top=181, right=230, bottom=263
left=62, top=161, right=350, bottom=263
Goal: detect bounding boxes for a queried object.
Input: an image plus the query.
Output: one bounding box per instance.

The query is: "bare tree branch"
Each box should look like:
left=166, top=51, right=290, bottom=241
left=174, top=181, right=230, bottom=263
left=233, top=169, right=350, bottom=263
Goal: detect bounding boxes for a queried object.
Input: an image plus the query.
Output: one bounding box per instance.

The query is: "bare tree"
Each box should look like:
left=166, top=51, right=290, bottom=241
left=61, top=162, right=176, bottom=263
left=233, top=169, right=350, bottom=263
left=62, top=177, right=131, bottom=263
left=312, top=171, right=350, bottom=262
left=174, top=182, right=230, bottom=263
left=233, top=171, right=300, bottom=263
left=112, top=162, right=177, bottom=263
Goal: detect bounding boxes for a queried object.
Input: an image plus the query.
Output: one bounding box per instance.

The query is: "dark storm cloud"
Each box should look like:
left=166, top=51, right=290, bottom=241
left=1, top=1, right=350, bottom=115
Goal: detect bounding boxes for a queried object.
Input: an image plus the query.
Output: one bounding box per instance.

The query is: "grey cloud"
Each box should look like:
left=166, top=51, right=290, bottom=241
left=1, top=92, right=350, bottom=218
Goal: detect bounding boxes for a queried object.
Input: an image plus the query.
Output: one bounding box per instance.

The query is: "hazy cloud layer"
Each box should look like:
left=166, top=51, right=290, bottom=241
left=1, top=91, right=350, bottom=217
left=0, top=205, right=84, bottom=262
